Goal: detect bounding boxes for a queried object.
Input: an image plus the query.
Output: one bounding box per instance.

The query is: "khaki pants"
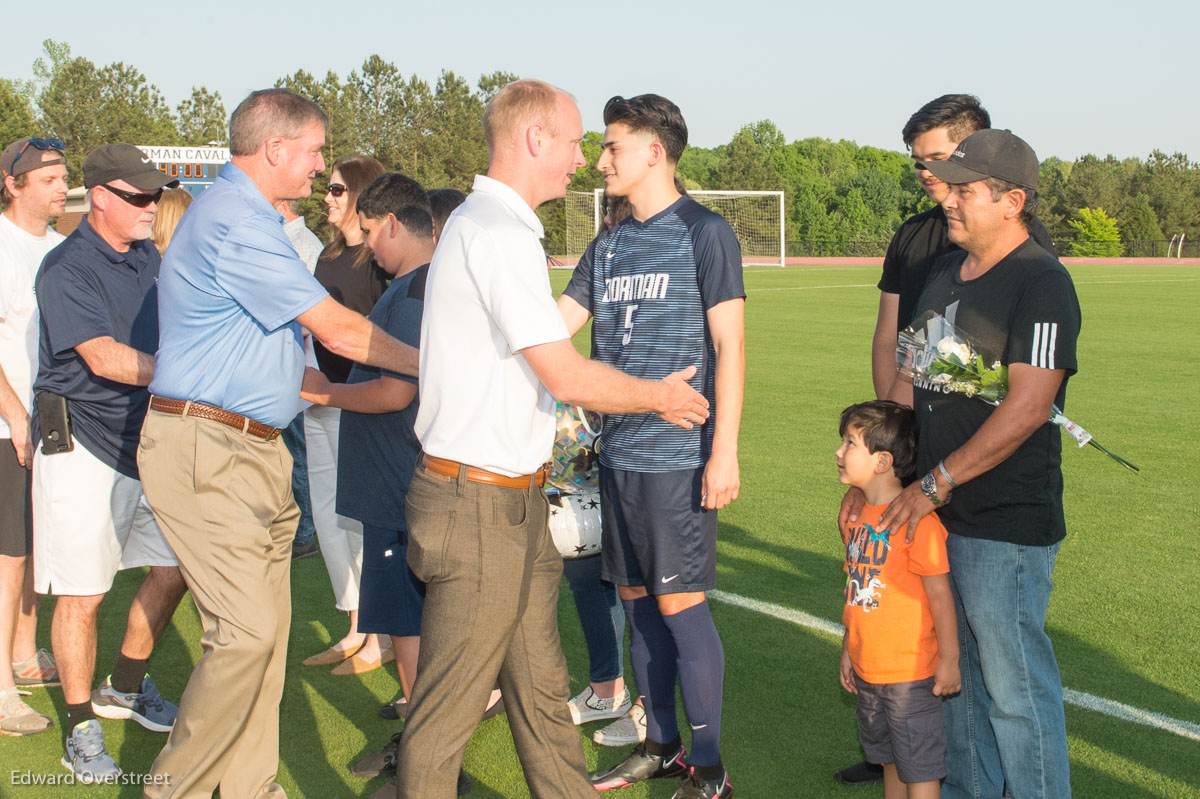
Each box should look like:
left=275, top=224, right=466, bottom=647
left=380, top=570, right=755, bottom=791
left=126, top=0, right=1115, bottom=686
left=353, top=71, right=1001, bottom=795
left=138, top=409, right=297, bottom=799
left=396, top=465, right=596, bottom=799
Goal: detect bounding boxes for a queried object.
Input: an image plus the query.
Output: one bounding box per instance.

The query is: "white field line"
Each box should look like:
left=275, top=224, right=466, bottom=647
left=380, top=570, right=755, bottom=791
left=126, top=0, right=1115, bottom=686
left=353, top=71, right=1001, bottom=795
left=709, top=589, right=1200, bottom=742
left=746, top=278, right=1200, bottom=293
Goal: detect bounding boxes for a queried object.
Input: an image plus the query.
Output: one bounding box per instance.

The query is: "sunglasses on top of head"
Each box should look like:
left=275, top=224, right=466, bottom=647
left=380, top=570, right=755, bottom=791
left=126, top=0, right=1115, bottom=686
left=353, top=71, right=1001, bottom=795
left=327, top=183, right=347, bottom=198
left=101, top=183, right=163, bottom=208
left=9, top=138, right=65, bottom=176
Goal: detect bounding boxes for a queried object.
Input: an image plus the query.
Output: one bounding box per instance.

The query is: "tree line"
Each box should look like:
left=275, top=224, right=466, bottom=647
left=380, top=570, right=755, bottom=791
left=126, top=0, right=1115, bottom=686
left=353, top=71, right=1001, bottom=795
left=5, top=42, right=1198, bottom=256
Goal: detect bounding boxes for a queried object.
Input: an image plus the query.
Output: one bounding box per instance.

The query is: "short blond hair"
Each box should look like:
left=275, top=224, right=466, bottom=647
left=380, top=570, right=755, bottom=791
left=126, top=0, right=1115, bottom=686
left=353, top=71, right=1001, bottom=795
left=483, top=79, right=566, bottom=154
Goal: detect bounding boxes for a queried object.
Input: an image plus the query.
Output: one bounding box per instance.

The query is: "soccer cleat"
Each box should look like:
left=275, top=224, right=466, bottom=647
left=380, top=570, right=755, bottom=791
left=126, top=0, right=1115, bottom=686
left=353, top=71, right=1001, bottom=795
left=568, top=685, right=633, bottom=724
left=0, top=686, right=53, bottom=736
left=833, top=760, right=884, bottom=786
left=61, top=719, right=122, bottom=782
left=594, top=702, right=647, bottom=747
left=351, top=732, right=402, bottom=779
left=91, top=675, right=177, bottom=732
left=672, top=766, right=733, bottom=798
left=12, top=648, right=60, bottom=687
left=590, top=741, right=688, bottom=791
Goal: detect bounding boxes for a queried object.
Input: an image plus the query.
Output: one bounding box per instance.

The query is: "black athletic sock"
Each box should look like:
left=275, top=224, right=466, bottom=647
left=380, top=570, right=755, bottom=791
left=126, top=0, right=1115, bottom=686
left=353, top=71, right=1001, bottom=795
left=643, top=735, right=683, bottom=757
left=66, top=701, right=95, bottom=729
left=111, top=654, right=149, bottom=694
left=693, top=762, right=726, bottom=781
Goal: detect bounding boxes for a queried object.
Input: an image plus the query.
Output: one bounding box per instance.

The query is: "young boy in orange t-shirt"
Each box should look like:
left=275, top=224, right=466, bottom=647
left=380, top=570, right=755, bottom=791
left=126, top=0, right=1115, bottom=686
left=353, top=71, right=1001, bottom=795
left=836, top=400, right=961, bottom=798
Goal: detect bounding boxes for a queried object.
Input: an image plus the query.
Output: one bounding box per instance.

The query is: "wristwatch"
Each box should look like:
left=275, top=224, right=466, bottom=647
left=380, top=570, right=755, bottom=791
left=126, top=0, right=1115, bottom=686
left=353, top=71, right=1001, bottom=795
left=921, top=471, right=949, bottom=507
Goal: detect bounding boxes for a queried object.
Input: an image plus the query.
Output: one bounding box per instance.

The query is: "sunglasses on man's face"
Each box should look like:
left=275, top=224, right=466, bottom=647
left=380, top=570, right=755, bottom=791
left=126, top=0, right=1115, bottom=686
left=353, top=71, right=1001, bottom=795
left=101, top=183, right=163, bottom=208
left=327, top=183, right=347, bottom=198
left=9, top=138, right=66, bottom=176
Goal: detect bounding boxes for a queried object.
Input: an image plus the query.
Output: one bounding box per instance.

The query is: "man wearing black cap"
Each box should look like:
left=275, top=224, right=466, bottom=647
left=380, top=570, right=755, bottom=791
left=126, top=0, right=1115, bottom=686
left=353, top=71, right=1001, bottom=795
left=880, top=129, right=1078, bottom=799
left=0, top=137, right=68, bottom=737
left=32, top=144, right=189, bottom=782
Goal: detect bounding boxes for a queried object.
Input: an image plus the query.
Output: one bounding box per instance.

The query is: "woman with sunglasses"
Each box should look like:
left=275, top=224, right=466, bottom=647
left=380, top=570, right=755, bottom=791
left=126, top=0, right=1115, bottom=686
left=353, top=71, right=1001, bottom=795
left=302, top=155, right=393, bottom=675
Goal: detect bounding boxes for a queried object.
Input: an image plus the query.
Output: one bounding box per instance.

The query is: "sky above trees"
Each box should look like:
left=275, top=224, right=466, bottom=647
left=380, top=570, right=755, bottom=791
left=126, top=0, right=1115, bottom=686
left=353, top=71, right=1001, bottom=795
left=2, top=0, right=1196, bottom=162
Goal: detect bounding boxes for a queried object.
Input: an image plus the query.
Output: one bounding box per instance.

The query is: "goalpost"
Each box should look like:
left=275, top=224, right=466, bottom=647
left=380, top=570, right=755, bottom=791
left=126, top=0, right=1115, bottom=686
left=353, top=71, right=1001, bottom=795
left=564, top=189, right=786, bottom=267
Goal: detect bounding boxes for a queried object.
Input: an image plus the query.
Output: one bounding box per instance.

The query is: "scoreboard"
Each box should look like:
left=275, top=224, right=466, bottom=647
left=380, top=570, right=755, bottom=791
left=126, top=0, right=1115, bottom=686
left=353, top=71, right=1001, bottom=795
left=135, top=145, right=231, bottom=198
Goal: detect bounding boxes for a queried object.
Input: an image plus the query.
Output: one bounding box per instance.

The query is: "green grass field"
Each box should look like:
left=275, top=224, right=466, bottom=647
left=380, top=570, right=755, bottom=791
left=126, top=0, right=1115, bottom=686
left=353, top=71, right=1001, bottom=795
left=4, top=262, right=1198, bottom=798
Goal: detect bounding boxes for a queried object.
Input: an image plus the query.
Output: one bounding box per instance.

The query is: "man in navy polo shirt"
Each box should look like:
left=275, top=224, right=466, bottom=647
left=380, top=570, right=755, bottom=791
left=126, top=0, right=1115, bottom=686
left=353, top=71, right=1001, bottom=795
left=33, top=144, right=190, bottom=781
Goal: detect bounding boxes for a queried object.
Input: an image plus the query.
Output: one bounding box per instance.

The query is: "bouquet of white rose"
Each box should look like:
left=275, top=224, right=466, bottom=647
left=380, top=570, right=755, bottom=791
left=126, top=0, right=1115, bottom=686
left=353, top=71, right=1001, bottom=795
left=897, top=311, right=1138, bottom=472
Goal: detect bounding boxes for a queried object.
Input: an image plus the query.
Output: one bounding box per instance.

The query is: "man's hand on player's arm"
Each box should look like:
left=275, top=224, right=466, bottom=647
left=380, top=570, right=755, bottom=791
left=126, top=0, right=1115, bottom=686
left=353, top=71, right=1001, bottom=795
left=520, top=339, right=708, bottom=429
left=701, top=298, right=744, bottom=510
left=871, top=292, right=900, bottom=400
left=880, top=362, right=1065, bottom=541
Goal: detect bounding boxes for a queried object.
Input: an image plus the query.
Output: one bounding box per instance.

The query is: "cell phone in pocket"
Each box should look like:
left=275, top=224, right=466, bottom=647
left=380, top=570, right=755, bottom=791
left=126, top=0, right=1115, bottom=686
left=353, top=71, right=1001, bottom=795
left=34, top=391, right=74, bottom=455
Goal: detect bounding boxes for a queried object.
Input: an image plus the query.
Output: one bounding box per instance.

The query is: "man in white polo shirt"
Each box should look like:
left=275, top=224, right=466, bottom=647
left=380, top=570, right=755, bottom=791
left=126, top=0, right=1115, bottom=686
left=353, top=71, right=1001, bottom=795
left=395, top=79, right=710, bottom=797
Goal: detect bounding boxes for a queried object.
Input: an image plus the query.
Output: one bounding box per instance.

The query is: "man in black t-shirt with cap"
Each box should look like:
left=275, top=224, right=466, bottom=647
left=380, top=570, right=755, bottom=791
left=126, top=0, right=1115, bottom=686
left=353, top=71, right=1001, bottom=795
left=870, top=95, right=1056, bottom=405
left=879, top=129, right=1078, bottom=799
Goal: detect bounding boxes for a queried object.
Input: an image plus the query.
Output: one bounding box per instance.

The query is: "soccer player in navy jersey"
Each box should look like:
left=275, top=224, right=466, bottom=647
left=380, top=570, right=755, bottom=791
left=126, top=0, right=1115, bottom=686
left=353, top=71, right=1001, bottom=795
left=558, top=94, right=745, bottom=799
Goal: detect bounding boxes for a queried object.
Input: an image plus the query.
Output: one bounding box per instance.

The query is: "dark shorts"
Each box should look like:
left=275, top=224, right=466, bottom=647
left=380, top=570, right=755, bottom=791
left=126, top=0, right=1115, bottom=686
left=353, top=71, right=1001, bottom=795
left=854, top=674, right=946, bottom=784
left=358, top=524, right=425, bottom=637
left=599, top=465, right=717, bottom=594
left=0, top=441, right=33, bottom=557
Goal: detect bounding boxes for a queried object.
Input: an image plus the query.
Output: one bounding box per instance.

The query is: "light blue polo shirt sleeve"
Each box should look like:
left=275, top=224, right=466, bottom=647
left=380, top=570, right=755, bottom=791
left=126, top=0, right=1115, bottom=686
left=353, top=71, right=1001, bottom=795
left=216, top=215, right=328, bottom=332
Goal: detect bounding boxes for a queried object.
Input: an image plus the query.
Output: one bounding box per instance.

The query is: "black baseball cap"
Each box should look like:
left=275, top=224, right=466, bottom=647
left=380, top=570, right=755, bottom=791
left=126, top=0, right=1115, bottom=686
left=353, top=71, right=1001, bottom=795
left=923, top=129, right=1039, bottom=190
left=83, top=144, right=180, bottom=190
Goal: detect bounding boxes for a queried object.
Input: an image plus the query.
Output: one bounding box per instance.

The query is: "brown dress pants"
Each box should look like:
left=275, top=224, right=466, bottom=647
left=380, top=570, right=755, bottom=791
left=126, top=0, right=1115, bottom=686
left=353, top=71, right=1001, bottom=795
left=396, top=464, right=597, bottom=798
left=138, top=409, right=297, bottom=799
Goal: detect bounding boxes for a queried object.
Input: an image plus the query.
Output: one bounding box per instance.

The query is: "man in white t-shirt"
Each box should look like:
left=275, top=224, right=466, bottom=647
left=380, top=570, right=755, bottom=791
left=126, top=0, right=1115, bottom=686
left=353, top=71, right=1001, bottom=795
left=0, top=137, right=68, bottom=735
left=394, top=78, right=710, bottom=798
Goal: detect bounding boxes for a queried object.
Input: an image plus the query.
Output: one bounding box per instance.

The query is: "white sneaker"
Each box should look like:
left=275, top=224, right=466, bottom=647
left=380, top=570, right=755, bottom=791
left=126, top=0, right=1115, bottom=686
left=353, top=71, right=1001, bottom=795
left=593, top=701, right=647, bottom=746
left=567, top=685, right=632, bottom=724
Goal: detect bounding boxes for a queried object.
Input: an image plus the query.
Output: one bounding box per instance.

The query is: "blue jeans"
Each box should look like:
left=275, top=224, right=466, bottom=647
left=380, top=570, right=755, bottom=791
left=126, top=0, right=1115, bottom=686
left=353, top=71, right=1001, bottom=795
left=942, top=534, right=1070, bottom=799
left=563, top=554, right=625, bottom=684
left=280, top=412, right=315, bottom=546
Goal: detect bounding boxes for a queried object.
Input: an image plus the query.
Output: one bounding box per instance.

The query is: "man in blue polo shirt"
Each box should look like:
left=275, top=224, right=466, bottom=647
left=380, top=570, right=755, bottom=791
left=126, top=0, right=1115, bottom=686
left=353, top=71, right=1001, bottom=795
left=138, top=89, right=417, bottom=799
left=33, top=144, right=190, bottom=781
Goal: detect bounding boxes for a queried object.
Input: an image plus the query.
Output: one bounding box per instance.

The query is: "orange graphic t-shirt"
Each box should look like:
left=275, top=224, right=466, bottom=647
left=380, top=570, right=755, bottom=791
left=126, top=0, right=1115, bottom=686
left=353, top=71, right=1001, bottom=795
left=842, top=503, right=949, bottom=684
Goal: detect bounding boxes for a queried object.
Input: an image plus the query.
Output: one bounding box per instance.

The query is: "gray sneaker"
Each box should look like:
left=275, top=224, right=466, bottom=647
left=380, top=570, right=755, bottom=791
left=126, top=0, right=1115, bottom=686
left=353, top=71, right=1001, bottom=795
left=567, top=685, right=632, bottom=724
left=91, top=675, right=177, bottom=732
left=594, top=701, right=647, bottom=747
left=62, top=719, right=122, bottom=783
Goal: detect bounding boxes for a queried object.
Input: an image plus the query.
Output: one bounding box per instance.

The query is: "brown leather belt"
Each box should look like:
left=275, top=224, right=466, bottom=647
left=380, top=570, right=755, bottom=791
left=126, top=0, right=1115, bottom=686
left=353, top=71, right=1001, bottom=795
left=149, top=396, right=282, bottom=441
left=421, top=454, right=548, bottom=489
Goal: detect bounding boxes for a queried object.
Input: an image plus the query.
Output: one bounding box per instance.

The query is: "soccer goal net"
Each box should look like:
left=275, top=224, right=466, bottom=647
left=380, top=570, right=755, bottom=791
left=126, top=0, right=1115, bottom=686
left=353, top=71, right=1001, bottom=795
left=564, top=189, right=785, bottom=267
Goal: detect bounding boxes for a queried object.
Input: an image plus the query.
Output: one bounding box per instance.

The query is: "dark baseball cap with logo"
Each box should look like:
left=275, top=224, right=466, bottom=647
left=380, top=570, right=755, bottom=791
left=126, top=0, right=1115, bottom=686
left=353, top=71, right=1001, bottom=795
left=1, top=138, right=66, bottom=179
left=923, top=129, right=1039, bottom=190
left=83, top=144, right=179, bottom=190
